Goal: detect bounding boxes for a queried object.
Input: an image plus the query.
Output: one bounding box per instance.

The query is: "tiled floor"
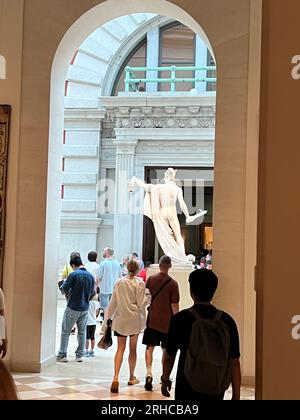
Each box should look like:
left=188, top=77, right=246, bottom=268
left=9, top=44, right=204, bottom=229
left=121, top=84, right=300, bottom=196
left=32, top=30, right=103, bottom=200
left=14, top=374, right=255, bottom=401
left=12, top=300, right=255, bottom=400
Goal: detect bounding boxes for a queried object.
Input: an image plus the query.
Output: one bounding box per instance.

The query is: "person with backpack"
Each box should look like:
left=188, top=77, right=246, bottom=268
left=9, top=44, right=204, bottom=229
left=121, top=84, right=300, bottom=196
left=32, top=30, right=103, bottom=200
left=161, top=269, right=241, bottom=401
left=143, top=255, right=179, bottom=392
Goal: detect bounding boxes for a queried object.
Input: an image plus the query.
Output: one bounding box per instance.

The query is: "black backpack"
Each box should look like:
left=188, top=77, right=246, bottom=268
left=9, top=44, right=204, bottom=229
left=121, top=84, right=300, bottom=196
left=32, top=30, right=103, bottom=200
left=184, top=308, right=232, bottom=395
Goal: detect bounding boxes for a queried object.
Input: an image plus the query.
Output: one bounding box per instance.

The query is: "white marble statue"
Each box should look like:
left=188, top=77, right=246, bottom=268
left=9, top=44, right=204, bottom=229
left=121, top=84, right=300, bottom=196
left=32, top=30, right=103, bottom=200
left=129, top=168, right=207, bottom=266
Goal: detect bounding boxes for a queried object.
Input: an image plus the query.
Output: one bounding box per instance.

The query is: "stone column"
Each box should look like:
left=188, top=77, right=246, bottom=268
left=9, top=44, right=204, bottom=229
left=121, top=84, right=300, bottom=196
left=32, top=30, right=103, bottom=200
left=146, top=28, right=159, bottom=93
left=113, top=138, right=138, bottom=260
left=195, top=35, right=208, bottom=93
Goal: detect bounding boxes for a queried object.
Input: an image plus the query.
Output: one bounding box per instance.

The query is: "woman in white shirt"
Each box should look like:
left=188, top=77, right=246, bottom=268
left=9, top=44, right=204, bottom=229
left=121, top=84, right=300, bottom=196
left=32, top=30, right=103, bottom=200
left=107, top=260, right=150, bottom=393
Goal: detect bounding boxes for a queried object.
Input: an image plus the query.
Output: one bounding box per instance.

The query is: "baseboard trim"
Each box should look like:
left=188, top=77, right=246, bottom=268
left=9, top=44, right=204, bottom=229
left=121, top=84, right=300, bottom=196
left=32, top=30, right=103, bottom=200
left=242, top=375, right=255, bottom=387
left=11, top=355, right=56, bottom=374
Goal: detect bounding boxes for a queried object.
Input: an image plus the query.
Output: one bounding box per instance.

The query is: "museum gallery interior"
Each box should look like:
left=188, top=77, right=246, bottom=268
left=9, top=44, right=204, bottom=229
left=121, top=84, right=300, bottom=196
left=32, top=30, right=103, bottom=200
left=0, top=0, right=300, bottom=401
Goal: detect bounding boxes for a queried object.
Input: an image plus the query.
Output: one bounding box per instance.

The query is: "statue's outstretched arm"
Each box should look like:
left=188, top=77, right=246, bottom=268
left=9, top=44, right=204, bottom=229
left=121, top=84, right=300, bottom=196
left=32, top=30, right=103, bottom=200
left=178, top=187, right=208, bottom=224
left=177, top=188, right=191, bottom=220
left=129, top=176, right=151, bottom=192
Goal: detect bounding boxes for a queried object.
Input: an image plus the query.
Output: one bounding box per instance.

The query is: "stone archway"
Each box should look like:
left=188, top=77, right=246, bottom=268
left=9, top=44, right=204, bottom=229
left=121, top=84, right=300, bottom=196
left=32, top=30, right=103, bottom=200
left=3, top=0, right=261, bottom=388
left=47, top=0, right=219, bottom=371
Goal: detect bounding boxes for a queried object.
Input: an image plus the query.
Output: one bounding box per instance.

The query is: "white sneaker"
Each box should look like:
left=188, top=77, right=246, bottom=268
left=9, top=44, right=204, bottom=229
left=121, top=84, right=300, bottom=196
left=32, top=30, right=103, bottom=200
left=56, top=355, right=68, bottom=363
left=76, top=357, right=83, bottom=363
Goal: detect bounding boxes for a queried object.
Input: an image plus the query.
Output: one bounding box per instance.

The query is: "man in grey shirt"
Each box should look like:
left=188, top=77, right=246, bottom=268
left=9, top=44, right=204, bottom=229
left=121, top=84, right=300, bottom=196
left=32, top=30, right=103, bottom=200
left=98, top=248, right=122, bottom=317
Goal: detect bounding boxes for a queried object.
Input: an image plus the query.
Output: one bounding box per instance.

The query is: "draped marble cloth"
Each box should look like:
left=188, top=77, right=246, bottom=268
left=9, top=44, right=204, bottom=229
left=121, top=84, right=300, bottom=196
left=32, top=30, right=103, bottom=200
left=143, top=184, right=192, bottom=266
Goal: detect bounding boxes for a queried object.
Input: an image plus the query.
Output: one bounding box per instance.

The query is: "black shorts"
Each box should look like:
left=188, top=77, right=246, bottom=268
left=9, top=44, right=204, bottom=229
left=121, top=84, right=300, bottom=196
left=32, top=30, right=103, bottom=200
left=114, top=331, right=135, bottom=338
left=86, top=325, right=96, bottom=341
left=143, top=328, right=168, bottom=349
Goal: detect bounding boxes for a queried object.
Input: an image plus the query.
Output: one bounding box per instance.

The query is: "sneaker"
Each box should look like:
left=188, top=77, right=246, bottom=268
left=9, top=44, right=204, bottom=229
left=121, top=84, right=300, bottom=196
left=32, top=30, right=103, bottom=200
left=145, top=375, right=153, bottom=391
left=56, top=355, right=68, bottom=363
left=88, top=351, right=95, bottom=358
left=84, top=351, right=90, bottom=357
left=76, top=357, right=83, bottom=363
left=128, top=377, right=140, bottom=386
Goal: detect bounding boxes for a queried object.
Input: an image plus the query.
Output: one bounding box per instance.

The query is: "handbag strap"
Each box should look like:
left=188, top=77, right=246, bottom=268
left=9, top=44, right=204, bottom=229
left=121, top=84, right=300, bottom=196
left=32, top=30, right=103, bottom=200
left=150, top=277, right=172, bottom=305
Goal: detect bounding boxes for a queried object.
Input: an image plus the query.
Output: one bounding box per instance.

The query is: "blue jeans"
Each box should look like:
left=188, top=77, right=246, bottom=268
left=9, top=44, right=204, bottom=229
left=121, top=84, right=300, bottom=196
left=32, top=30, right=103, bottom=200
left=99, top=293, right=112, bottom=309
left=58, top=307, right=88, bottom=358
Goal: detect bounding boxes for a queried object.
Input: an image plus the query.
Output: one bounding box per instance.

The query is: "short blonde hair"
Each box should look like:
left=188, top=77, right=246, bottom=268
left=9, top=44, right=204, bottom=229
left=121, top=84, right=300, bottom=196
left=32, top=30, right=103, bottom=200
left=127, top=259, right=140, bottom=276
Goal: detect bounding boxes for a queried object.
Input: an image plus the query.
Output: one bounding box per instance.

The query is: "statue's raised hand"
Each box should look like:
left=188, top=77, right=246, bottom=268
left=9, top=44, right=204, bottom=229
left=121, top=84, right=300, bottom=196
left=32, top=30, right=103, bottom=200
left=186, top=209, right=208, bottom=224
left=128, top=177, right=137, bottom=193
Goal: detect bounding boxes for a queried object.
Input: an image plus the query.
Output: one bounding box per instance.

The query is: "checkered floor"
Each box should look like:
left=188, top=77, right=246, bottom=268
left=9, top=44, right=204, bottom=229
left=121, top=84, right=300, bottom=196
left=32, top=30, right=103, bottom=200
left=14, top=374, right=174, bottom=400
left=14, top=374, right=255, bottom=401
left=11, top=301, right=255, bottom=400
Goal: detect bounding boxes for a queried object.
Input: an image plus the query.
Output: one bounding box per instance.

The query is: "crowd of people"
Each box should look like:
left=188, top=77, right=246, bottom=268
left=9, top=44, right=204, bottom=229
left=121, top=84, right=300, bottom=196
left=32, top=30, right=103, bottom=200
left=0, top=246, right=241, bottom=401
left=55, top=247, right=241, bottom=401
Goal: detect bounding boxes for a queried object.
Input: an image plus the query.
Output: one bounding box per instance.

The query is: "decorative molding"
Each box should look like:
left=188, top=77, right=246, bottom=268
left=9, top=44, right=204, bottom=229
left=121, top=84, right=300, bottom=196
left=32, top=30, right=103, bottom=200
left=115, top=117, right=215, bottom=129
left=102, top=97, right=216, bottom=134
left=118, top=107, right=130, bottom=116
left=114, top=127, right=215, bottom=142
left=101, top=94, right=216, bottom=109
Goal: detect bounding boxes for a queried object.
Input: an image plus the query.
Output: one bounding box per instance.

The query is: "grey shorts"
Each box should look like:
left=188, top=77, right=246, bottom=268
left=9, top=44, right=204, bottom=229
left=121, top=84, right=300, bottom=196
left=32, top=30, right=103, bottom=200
left=99, top=293, right=112, bottom=309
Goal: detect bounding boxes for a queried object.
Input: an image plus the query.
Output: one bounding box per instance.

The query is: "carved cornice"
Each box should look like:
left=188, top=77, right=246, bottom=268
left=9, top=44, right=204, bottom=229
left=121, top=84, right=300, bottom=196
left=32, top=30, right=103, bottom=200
left=103, top=102, right=215, bottom=131
left=115, top=117, right=215, bottom=129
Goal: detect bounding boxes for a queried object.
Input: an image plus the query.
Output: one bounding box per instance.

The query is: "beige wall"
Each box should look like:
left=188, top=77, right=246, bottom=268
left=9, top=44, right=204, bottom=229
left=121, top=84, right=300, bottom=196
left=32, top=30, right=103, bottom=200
left=0, top=0, right=24, bottom=362
left=243, top=0, right=262, bottom=384
left=0, top=0, right=258, bottom=379
left=256, top=0, right=300, bottom=400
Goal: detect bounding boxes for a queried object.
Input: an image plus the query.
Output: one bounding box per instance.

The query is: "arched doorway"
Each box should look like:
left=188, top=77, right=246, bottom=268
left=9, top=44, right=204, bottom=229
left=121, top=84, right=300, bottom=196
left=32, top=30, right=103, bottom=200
left=46, top=0, right=258, bottom=386
left=50, top=0, right=218, bottom=379
left=4, top=1, right=260, bottom=392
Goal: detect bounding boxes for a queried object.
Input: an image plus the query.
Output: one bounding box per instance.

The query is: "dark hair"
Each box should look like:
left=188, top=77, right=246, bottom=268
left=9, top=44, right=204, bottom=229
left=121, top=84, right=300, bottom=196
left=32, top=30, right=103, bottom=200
left=88, top=251, right=97, bottom=262
left=70, top=256, right=83, bottom=268
left=131, top=252, right=139, bottom=258
left=144, top=261, right=152, bottom=269
left=189, top=269, right=218, bottom=302
left=70, top=251, right=80, bottom=259
left=159, top=255, right=172, bottom=267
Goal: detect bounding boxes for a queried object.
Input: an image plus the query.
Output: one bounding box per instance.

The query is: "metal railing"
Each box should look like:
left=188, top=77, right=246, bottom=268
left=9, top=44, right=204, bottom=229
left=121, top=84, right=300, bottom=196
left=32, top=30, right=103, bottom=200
left=125, top=65, right=217, bottom=92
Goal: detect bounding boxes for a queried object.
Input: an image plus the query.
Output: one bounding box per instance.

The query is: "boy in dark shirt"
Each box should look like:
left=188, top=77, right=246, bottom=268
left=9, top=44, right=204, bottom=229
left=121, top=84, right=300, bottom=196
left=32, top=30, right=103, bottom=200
left=162, top=269, right=241, bottom=401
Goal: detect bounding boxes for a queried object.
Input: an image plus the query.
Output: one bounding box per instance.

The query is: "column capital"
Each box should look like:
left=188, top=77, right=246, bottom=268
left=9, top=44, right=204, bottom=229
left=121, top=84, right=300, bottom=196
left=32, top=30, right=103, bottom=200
left=113, top=137, right=138, bottom=155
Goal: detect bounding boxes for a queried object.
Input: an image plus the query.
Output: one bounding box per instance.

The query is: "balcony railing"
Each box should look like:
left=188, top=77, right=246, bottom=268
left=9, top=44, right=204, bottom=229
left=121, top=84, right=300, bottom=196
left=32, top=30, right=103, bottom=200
left=125, top=65, right=217, bottom=93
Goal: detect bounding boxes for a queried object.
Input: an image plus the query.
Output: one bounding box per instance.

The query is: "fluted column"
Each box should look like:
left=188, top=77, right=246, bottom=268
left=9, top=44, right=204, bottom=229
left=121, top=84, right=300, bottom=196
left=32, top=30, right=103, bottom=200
left=113, top=138, right=138, bottom=260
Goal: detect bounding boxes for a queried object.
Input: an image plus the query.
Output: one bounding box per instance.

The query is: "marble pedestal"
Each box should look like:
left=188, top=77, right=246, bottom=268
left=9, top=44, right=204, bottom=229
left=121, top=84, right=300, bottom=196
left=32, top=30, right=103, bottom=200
left=147, top=266, right=194, bottom=310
